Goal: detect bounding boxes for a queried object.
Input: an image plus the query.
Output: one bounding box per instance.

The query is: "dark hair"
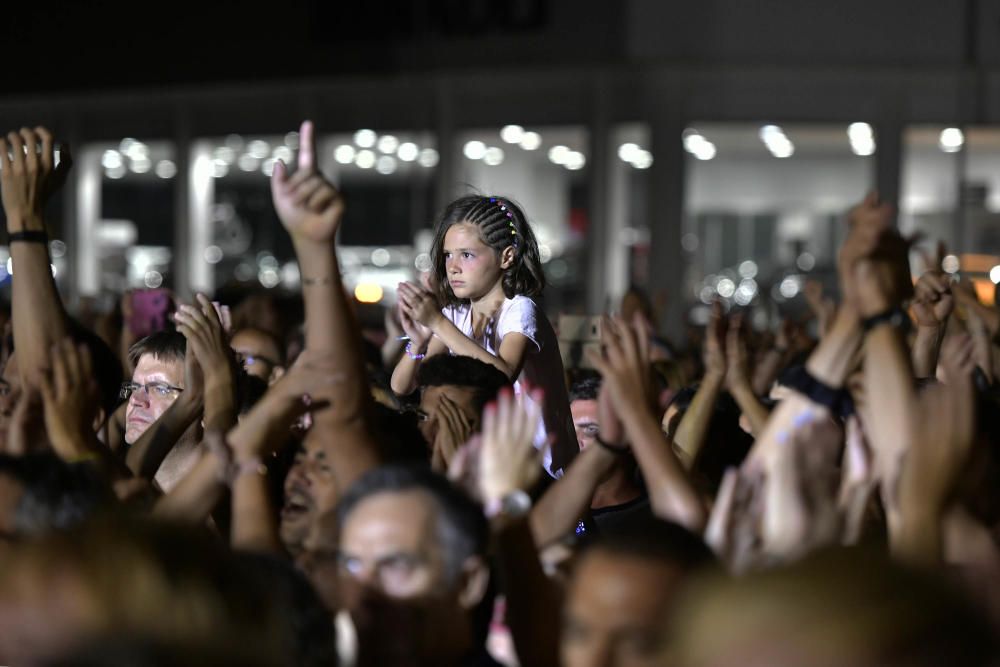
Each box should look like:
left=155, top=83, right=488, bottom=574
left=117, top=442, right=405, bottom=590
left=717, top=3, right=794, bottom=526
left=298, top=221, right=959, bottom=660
left=8, top=319, right=125, bottom=418
left=429, top=195, right=546, bottom=307
left=415, top=354, right=511, bottom=415
left=586, top=516, right=716, bottom=571
left=0, top=451, right=114, bottom=536
left=70, top=320, right=126, bottom=418
left=128, top=330, right=186, bottom=369
left=569, top=372, right=602, bottom=403
left=337, top=465, right=488, bottom=581
left=235, top=552, right=338, bottom=667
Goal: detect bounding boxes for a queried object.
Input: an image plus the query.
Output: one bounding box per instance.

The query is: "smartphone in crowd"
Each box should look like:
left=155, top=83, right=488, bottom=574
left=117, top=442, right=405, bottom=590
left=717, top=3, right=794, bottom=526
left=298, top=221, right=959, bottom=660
left=129, top=289, right=174, bottom=338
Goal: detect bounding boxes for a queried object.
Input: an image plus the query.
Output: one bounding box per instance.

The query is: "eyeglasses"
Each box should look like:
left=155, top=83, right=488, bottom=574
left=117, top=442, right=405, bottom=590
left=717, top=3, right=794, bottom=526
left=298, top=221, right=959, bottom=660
left=120, top=381, right=184, bottom=400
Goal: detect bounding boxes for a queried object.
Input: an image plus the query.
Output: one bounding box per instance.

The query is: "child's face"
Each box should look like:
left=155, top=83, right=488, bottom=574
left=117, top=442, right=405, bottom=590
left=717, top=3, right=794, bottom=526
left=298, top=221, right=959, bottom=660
left=442, top=222, right=507, bottom=300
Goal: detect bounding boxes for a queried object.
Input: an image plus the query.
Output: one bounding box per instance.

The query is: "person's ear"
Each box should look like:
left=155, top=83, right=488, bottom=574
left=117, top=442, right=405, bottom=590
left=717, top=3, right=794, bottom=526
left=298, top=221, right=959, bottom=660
left=457, top=555, right=490, bottom=610
left=500, top=246, right=515, bottom=270
left=269, top=366, right=286, bottom=385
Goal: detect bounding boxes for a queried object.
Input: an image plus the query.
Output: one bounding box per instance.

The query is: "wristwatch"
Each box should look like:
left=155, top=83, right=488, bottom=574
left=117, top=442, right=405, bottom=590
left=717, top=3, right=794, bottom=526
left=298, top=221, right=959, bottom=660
left=484, top=490, right=532, bottom=520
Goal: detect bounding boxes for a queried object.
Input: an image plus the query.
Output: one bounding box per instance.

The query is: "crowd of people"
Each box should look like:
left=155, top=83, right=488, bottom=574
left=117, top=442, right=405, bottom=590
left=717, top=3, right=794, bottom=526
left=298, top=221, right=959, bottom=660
left=0, top=119, right=997, bottom=666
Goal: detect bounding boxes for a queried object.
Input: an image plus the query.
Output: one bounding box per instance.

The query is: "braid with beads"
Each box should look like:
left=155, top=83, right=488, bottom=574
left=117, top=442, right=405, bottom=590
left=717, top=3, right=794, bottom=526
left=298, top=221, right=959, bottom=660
left=430, top=194, right=546, bottom=307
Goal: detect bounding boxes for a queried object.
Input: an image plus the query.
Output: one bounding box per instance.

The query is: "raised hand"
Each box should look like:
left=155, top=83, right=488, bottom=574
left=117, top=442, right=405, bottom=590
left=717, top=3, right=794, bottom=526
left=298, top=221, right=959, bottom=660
left=477, top=388, right=546, bottom=505
left=270, top=120, right=344, bottom=244
left=724, top=313, right=751, bottom=392
left=703, top=301, right=727, bottom=380
left=39, top=338, right=101, bottom=460
left=0, top=127, right=73, bottom=228
left=173, top=294, right=236, bottom=387
left=912, top=269, right=954, bottom=328
left=588, top=316, right=655, bottom=418
left=396, top=281, right=441, bottom=331
left=432, top=394, right=477, bottom=471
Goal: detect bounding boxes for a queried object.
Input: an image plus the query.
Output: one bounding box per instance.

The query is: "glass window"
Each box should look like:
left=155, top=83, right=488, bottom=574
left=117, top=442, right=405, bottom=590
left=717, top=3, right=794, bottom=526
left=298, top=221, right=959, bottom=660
left=682, top=122, right=874, bottom=320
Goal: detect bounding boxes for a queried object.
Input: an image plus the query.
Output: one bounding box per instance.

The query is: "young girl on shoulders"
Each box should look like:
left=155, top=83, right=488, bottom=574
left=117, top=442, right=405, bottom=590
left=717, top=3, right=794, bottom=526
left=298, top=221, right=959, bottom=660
left=390, top=195, right=577, bottom=476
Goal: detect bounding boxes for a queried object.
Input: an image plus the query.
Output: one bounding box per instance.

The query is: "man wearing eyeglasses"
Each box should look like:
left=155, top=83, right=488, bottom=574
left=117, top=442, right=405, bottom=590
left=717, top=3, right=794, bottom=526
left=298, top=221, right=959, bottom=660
left=120, top=331, right=200, bottom=491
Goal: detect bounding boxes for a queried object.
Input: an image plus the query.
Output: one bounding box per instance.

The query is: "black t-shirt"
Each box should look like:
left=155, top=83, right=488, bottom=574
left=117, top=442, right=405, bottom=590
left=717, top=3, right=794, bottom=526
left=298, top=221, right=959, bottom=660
left=590, top=495, right=653, bottom=538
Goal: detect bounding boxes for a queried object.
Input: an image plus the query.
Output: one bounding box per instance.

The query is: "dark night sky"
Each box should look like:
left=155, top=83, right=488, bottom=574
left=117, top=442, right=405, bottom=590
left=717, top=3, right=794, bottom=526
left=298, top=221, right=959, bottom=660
left=7, top=0, right=560, bottom=96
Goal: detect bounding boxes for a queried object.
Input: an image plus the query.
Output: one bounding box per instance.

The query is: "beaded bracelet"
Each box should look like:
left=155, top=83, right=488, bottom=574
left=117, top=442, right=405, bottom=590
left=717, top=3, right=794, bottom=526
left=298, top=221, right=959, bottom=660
left=406, top=341, right=426, bottom=360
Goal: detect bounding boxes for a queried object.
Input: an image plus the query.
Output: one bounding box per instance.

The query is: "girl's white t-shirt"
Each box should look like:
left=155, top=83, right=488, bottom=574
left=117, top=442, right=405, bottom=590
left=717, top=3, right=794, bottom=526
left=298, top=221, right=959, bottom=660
left=442, top=295, right=577, bottom=477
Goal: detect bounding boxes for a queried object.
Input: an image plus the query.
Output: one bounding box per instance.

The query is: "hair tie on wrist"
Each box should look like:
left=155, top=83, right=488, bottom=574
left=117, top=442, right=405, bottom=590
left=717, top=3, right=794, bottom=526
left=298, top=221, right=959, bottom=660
left=9, top=230, right=48, bottom=244
left=780, top=365, right=854, bottom=419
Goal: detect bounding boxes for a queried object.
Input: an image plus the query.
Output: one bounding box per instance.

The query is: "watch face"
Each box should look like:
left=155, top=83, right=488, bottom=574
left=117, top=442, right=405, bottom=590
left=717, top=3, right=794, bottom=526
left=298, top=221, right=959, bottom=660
left=502, top=490, right=532, bottom=516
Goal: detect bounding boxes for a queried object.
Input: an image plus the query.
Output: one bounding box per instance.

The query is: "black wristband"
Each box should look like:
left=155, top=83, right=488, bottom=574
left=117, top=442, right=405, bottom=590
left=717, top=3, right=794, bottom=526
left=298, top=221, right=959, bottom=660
left=781, top=365, right=853, bottom=417
left=861, top=306, right=911, bottom=334
left=8, top=230, right=48, bottom=244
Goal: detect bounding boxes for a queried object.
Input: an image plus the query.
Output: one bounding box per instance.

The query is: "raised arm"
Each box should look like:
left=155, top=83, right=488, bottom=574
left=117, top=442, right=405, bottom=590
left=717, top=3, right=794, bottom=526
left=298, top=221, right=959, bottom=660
left=724, top=314, right=770, bottom=437
left=271, top=121, right=379, bottom=490
left=911, top=269, right=953, bottom=379
left=673, top=303, right=726, bottom=469
left=590, top=317, right=705, bottom=531
left=0, top=128, right=71, bottom=390
left=529, top=444, right=617, bottom=546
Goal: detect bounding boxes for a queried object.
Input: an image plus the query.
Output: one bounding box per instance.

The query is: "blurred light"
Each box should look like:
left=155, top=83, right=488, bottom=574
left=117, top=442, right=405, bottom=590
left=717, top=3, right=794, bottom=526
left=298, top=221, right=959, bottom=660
left=212, top=160, right=229, bottom=178
left=717, top=278, right=736, bottom=298
left=735, top=279, right=757, bottom=306
left=355, top=150, right=376, bottom=169
left=942, top=254, right=961, bottom=273
left=939, top=127, right=964, bottom=153
left=377, top=135, right=399, bottom=154
left=259, top=268, right=280, bottom=288
left=237, top=154, right=259, bottom=172
left=225, top=134, right=244, bottom=150
left=848, top=122, right=876, bottom=156
left=284, top=131, right=300, bottom=149
left=354, top=283, right=384, bottom=303
left=414, top=253, right=432, bottom=272
left=144, top=270, right=163, bottom=288
left=105, top=165, right=126, bottom=179
left=261, top=158, right=277, bottom=176
left=548, top=145, right=570, bottom=164
left=617, top=143, right=640, bottom=162
left=500, top=125, right=525, bottom=144
left=519, top=132, right=541, bottom=150
left=681, top=233, right=699, bottom=252
left=130, top=156, right=152, bottom=174
left=538, top=244, right=552, bottom=263
left=991, top=265, right=1000, bottom=284
left=418, top=148, right=439, bottom=168
left=683, top=131, right=717, bottom=161
left=564, top=151, right=586, bottom=170
left=354, top=129, right=377, bottom=148
left=119, top=138, right=137, bottom=154
left=273, top=146, right=294, bottom=163
left=796, top=252, right=816, bottom=271
left=699, top=286, right=716, bottom=304
left=155, top=160, right=176, bottom=179
left=376, top=156, right=397, bottom=174
left=464, top=140, right=487, bottom=160
left=248, top=140, right=270, bottom=159
left=632, top=150, right=653, bottom=169
left=235, top=262, right=255, bottom=281
left=334, top=145, right=356, bottom=164
left=760, top=125, right=794, bottom=158
left=779, top=276, right=800, bottom=298
left=483, top=147, right=505, bottom=166
left=258, top=252, right=279, bottom=269
left=102, top=150, right=123, bottom=169
left=371, top=248, right=391, bottom=267
left=50, top=240, right=67, bottom=258
left=213, top=146, right=236, bottom=164
left=204, top=245, right=224, bottom=264
left=738, top=260, right=758, bottom=279
left=397, top=142, right=419, bottom=162
left=281, top=261, right=300, bottom=288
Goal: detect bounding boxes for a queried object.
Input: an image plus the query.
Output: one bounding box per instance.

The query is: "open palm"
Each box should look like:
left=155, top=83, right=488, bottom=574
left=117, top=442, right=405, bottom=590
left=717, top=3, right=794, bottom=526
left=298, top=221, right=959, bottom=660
left=270, top=120, right=344, bottom=243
